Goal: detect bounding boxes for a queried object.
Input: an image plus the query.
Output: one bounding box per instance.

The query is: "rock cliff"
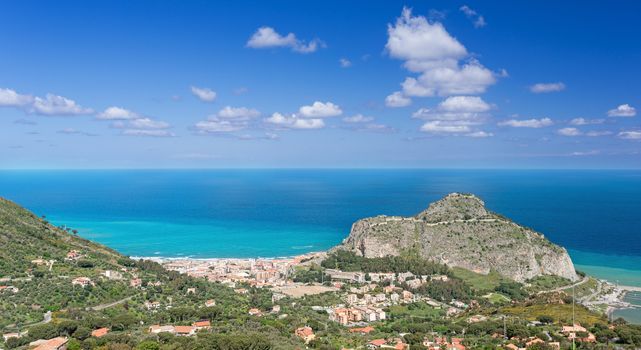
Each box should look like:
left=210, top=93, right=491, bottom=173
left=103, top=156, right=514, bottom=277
left=336, top=193, right=577, bottom=283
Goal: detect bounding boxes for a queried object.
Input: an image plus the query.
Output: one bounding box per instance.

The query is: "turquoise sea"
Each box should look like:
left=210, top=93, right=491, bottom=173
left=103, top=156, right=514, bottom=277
left=1, top=169, right=640, bottom=314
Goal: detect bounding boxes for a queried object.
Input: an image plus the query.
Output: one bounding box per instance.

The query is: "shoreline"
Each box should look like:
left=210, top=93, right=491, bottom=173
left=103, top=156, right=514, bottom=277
left=131, top=253, right=640, bottom=323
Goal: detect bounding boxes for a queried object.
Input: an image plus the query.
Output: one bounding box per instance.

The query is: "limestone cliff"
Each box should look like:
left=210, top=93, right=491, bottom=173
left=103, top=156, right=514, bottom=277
left=336, top=193, right=577, bottom=283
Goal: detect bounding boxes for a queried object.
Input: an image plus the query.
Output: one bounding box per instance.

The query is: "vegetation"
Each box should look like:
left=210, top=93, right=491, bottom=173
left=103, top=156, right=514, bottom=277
left=321, top=250, right=449, bottom=276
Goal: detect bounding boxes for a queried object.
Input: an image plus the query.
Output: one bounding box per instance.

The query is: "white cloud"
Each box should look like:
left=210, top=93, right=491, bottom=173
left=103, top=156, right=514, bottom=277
left=466, top=130, right=493, bottom=138
left=0, top=88, right=34, bottom=107
left=385, top=7, right=497, bottom=103
left=298, top=101, right=342, bottom=118
left=607, top=104, right=636, bottom=117
left=460, top=5, right=487, bottom=28
left=57, top=128, right=96, bottom=136
left=569, top=117, right=604, bottom=125
left=32, top=94, right=93, bottom=116
left=385, top=91, right=411, bottom=107
left=530, top=82, right=566, bottom=93
left=557, top=127, right=581, bottom=136
left=585, top=130, right=612, bottom=137
left=129, top=118, right=170, bottom=129
left=408, top=60, right=496, bottom=96
left=387, top=8, right=467, bottom=63
left=195, top=119, right=248, bottom=133
left=339, top=58, right=352, bottom=68
left=498, top=117, right=553, bottom=128
left=246, top=26, right=323, bottom=54
left=97, top=106, right=140, bottom=120
left=265, top=112, right=324, bottom=129
left=413, top=96, right=491, bottom=122
left=420, top=120, right=471, bottom=133
left=416, top=96, right=492, bottom=135
left=343, top=114, right=374, bottom=123
left=217, top=106, right=260, bottom=120
left=190, top=86, right=217, bottom=102
left=618, top=131, right=641, bottom=140
left=122, top=129, right=174, bottom=137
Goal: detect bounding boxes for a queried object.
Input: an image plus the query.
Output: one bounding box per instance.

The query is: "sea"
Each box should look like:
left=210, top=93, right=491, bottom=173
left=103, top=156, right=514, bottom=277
left=1, top=169, right=640, bottom=320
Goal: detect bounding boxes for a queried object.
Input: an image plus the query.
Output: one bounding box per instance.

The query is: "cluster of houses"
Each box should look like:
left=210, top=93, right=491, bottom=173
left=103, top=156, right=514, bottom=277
left=423, top=336, right=466, bottom=350
left=148, top=320, right=211, bottom=337
left=294, top=326, right=316, bottom=344
left=160, top=253, right=324, bottom=288
left=367, top=337, right=409, bottom=349
left=329, top=306, right=387, bottom=325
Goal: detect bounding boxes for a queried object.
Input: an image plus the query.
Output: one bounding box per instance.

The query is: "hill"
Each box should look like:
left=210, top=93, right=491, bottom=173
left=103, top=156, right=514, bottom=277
left=335, top=193, right=578, bottom=282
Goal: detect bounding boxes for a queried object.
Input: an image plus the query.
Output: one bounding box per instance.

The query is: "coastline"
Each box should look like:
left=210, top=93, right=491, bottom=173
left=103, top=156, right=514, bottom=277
left=129, top=252, right=641, bottom=324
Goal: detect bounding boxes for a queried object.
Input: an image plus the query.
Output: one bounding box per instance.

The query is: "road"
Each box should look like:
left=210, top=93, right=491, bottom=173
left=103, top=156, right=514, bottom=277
left=536, top=276, right=590, bottom=295
left=88, top=296, right=134, bottom=311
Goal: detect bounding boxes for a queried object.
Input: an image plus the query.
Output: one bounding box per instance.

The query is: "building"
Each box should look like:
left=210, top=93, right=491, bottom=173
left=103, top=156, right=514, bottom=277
left=149, top=325, right=175, bottom=334
left=102, top=270, right=123, bottom=280
left=205, top=299, right=216, bottom=307
left=175, top=326, right=197, bottom=337
left=130, top=278, right=142, bottom=288
left=193, top=320, right=211, bottom=330
left=91, top=328, right=109, bottom=338
left=248, top=308, right=263, bottom=316
left=295, top=326, right=316, bottom=344
left=71, top=277, right=94, bottom=287
left=30, top=337, right=69, bottom=350
left=349, top=326, right=375, bottom=334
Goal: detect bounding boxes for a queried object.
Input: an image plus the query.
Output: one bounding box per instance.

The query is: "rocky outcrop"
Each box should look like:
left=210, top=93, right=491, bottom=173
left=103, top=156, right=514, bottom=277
left=336, top=193, right=577, bottom=283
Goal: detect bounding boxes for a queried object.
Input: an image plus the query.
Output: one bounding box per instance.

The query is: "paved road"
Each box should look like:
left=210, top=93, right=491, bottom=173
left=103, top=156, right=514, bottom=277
left=88, top=296, right=134, bottom=311
left=536, top=276, right=590, bottom=295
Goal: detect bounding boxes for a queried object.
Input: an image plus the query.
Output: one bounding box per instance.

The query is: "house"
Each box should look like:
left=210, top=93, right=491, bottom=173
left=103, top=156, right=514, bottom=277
left=66, top=250, right=81, bottom=260
left=149, top=325, right=175, bottom=334
left=0, top=285, right=19, bottom=293
left=130, top=278, right=142, bottom=288
left=71, top=277, right=94, bottom=287
left=192, top=320, right=211, bottom=330
left=91, top=328, right=109, bottom=338
left=205, top=299, right=216, bottom=307
left=349, top=326, right=375, bottom=334
left=248, top=308, right=263, bottom=316
left=175, top=326, right=197, bottom=337
left=234, top=288, right=248, bottom=294
left=295, top=326, right=316, bottom=344
left=102, top=270, right=123, bottom=280
left=504, top=344, right=520, bottom=350
left=144, top=301, right=161, bottom=310
left=368, top=339, right=387, bottom=349
left=30, top=337, right=69, bottom=350
left=186, top=287, right=196, bottom=294
left=271, top=305, right=281, bottom=313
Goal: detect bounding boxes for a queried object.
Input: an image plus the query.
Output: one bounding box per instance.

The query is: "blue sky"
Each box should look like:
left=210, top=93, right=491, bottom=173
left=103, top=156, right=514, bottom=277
left=1, top=0, right=640, bottom=169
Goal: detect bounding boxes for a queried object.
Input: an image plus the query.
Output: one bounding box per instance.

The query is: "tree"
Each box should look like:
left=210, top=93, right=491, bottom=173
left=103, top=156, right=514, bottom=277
left=135, top=341, right=160, bottom=350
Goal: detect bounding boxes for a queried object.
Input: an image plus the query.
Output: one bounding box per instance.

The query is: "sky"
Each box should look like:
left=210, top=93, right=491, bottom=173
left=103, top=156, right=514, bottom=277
left=1, top=0, right=640, bottom=169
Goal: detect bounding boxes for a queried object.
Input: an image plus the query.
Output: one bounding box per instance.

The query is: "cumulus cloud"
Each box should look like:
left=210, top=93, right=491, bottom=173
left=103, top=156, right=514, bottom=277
left=195, top=119, right=248, bottom=133
left=585, top=130, right=612, bottom=137
left=343, top=114, right=374, bottom=123
left=415, top=96, right=492, bottom=135
left=557, top=127, right=581, bottom=136
left=265, top=112, right=325, bottom=129
left=190, top=86, right=217, bottom=102
left=298, top=101, right=342, bottom=118
left=246, top=26, right=323, bottom=53
left=385, top=8, right=497, bottom=105
left=530, top=82, right=566, bottom=93
left=607, top=104, right=636, bottom=117
left=339, top=58, right=352, bottom=68
left=32, top=94, right=93, bottom=116
left=217, top=106, right=260, bottom=120
left=466, top=130, right=493, bottom=138
left=385, top=91, right=411, bottom=107
left=459, top=5, right=486, bottom=28
left=122, top=129, right=174, bottom=137
left=618, top=131, right=641, bottom=140
left=0, top=88, right=34, bottom=107
left=97, top=106, right=140, bottom=120
left=569, top=117, right=604, bottom=125
left=498, top=117, right=553, bottom=128
left=128, top=118, right=170, bottom=129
